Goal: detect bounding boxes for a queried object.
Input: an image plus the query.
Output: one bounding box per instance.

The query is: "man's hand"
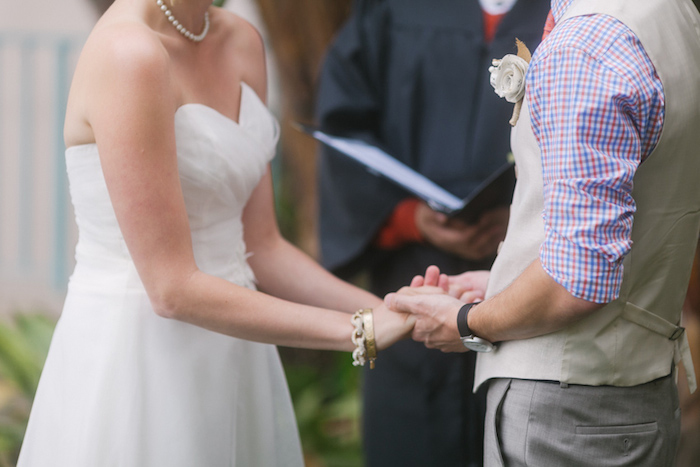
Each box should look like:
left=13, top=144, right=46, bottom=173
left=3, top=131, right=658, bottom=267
left=415, top=204, right=508, bottom=261
left=384, top=286, right=467, bottom=353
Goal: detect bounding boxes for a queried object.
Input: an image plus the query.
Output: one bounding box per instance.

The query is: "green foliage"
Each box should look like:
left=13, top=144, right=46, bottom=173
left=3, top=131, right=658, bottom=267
left=282, top=350, right=363, bottom=467
left=0, top=313, right=56, bottom=467
left=273, top=157, right=302, bottom=244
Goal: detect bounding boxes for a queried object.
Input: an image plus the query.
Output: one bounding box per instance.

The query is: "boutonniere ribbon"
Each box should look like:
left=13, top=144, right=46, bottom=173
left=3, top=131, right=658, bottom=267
left=489, top=39, right=531, bottom=126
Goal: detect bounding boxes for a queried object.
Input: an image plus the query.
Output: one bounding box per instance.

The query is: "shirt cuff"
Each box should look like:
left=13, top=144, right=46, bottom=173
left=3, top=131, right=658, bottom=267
left=539, top=229, right=624, bottom=304
left=373, top=198, right=423, bottom=250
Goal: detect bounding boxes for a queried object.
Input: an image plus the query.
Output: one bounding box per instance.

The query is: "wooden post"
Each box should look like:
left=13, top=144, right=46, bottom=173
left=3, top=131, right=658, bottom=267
left=254, top=0, right=352, bottom=256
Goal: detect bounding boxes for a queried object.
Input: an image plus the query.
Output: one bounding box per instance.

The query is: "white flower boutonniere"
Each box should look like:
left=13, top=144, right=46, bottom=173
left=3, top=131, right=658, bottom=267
left=489, top=55, right=528, bottom=103
left=489, top=39, right=532, bottom=126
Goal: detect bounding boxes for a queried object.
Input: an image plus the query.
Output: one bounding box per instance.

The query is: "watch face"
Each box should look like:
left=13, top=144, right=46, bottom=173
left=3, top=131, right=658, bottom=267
left=461, top=336, right=494, bottom=352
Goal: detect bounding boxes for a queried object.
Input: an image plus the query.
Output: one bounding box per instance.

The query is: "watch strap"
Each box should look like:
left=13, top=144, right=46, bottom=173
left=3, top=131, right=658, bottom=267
left=457, top=302, right=478, bottom=338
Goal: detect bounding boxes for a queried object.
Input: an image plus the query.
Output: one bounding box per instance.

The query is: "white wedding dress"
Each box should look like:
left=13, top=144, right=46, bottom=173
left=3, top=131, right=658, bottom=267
left=18, top=82, right=304, bottom=467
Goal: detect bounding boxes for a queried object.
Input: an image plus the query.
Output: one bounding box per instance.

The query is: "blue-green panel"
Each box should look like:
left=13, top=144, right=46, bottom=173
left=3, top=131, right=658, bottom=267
left=19, top=38, right=37, bottom=275
left=52, top=39, right=72, bottom=290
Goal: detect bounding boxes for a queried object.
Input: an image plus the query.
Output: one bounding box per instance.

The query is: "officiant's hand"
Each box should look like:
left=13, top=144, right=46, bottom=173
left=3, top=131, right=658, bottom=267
left=415, top=204, right=508, bottom=261
left=373, top=303, right=416, bottom=350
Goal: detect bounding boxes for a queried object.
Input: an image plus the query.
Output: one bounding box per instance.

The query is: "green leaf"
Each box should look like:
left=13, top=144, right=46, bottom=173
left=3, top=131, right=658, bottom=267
left=0, top=325, right=43, bottom=395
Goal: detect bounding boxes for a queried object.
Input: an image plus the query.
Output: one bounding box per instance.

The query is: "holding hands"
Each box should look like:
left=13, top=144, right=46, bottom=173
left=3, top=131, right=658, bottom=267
left=368, top=206, right=502, bottom=357
left=384, top=266, right=490, bottom=352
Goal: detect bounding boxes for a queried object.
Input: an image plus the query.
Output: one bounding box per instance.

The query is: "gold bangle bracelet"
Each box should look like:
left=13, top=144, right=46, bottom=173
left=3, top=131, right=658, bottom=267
left=362, top=308, right=377, bottom=369
left=350, top=308, right=377, bottom=369
left=351, top=309, right=366, bottom=367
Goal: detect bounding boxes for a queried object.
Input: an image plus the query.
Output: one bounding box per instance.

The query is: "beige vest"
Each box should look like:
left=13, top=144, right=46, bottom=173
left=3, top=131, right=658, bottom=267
left=475, top=0, right=700, bottom=392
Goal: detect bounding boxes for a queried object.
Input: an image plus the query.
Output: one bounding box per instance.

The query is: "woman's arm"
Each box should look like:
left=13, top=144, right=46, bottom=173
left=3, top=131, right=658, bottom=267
left=78, top=22, right=410, bottom=352
left=243, top=169, right=380, bottom=312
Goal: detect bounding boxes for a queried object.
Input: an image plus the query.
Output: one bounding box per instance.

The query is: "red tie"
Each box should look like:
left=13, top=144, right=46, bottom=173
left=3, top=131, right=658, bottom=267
left=542, top=10, right=555, bottom=40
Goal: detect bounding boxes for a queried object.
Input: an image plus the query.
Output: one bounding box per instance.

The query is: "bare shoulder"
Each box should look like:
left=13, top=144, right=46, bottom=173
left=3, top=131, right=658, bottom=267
left=213, top=8, right=268, bottom=101
left=65, top=20, right=173, bottom=146
left=81, top=21, right=171, bottom=94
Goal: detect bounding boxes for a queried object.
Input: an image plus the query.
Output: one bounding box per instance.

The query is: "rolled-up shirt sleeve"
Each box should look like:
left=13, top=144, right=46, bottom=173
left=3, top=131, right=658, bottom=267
left=527, top=16, right=664, bottom=303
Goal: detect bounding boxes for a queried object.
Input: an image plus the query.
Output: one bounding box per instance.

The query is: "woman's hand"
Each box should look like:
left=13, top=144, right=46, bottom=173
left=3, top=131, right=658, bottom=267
left=373, top=303, right=416, bottom=350
left=411, top=265, right=490, bottom=303
left=410, top=264, right=449, bottom=290
left=448, top=270, right=490, bottom=302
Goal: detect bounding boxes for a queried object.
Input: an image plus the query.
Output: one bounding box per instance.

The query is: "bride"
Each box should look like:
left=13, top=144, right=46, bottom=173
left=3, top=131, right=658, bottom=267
left=17, top=0, right=414, bottom=465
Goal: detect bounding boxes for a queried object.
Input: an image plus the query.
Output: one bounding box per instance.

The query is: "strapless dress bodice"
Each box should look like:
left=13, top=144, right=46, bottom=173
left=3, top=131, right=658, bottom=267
left=65, top=82, right=279, bottom=288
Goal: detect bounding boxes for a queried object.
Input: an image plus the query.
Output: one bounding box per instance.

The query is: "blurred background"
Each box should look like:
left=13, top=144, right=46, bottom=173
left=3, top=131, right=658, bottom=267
left=0, top=1, right=699, bottom=466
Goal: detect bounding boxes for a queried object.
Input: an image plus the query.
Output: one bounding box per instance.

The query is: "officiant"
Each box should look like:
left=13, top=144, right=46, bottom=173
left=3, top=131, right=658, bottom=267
left=314, top=0, right=549, bottom=465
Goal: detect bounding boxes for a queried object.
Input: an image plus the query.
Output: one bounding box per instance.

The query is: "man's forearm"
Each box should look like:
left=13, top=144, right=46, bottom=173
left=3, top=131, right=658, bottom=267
left=469, top=260, right=603, bottom=343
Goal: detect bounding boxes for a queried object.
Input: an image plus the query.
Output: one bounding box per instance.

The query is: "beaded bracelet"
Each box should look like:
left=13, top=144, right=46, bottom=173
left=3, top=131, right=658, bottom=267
left=351, top=308, right=377, bottom=369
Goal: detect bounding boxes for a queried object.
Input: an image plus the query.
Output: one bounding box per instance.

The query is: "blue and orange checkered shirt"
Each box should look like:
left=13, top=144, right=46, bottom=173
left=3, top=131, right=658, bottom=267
left=528, top=0, right=664, bottom=303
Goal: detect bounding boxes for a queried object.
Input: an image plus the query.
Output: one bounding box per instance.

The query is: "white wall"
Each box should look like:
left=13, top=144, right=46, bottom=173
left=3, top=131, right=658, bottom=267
left=1, top=0, right=98, bottom=34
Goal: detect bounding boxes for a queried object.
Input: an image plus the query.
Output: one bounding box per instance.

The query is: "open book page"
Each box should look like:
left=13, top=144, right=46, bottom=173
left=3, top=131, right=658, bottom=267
left=306, top=126, right=464, bottom=212
left=300, top=124, right=516, bottom=222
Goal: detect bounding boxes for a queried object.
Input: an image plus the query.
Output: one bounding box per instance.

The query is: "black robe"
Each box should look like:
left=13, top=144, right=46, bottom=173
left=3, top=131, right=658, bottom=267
left=315, top=1, right=549, bottom=465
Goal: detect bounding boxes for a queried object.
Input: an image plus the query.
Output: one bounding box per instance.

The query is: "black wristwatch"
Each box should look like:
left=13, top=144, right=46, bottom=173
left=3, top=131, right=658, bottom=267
left=457, top=303, right=494, bottom=352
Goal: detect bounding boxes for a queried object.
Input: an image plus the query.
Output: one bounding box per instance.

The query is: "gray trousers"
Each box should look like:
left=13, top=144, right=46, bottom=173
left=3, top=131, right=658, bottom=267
left=484, top=376, right=681, bottom=467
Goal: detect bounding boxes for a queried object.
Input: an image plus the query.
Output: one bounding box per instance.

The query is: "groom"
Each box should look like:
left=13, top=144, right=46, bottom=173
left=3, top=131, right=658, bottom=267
left=386, top=0, right=700, bottom=465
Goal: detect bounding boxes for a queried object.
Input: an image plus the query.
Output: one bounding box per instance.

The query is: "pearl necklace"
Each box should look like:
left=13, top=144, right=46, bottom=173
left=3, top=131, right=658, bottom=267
left=156, top=0, right=210, bottom=42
